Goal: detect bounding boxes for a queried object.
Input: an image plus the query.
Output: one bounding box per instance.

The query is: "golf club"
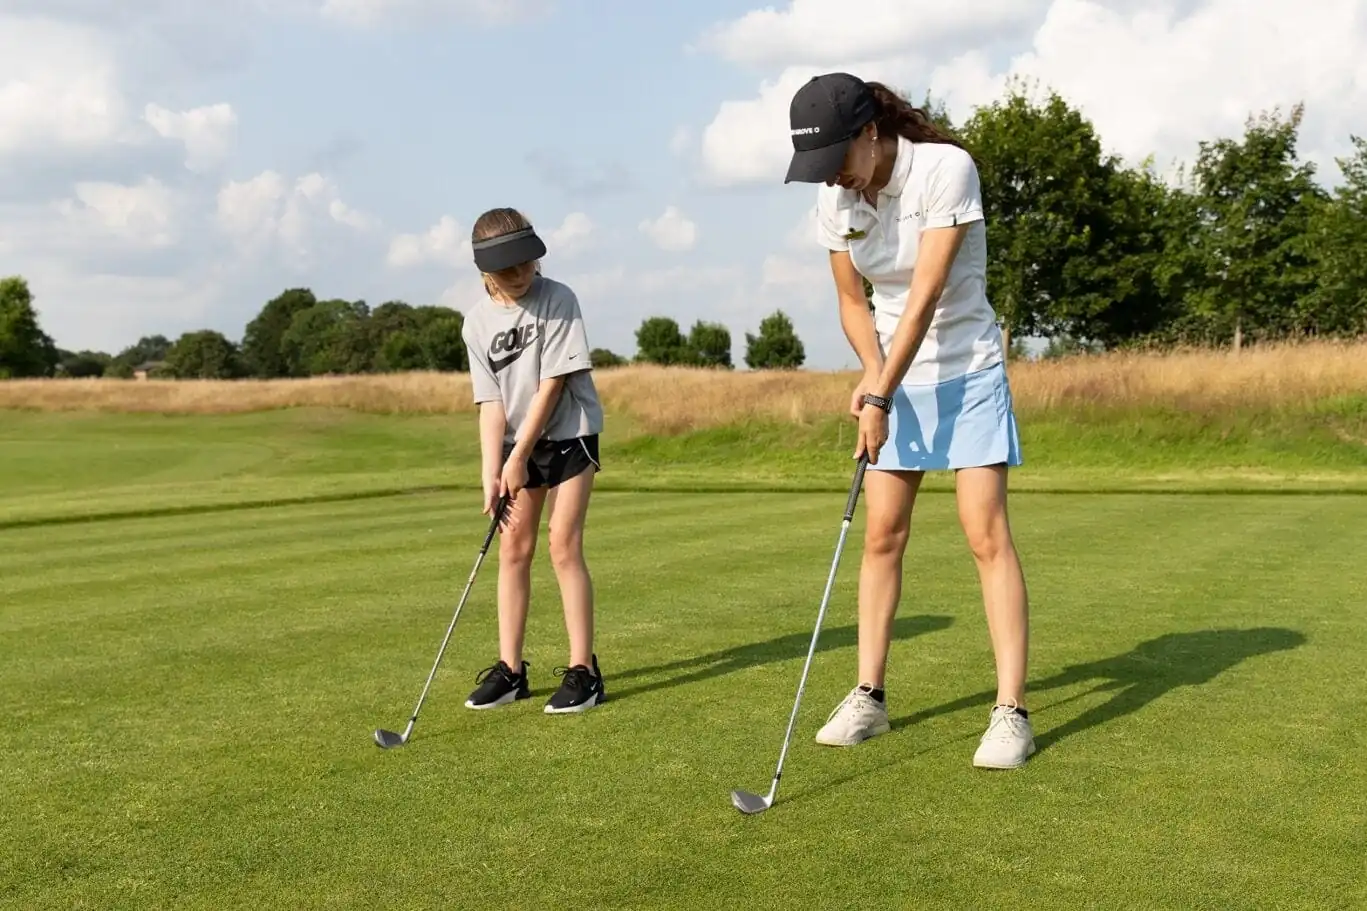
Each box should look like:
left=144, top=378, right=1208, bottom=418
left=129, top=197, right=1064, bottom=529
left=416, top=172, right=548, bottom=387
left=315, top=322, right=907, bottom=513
left=731, top=452, right=870, bottom=815
left=374, top=492, right=511, bottom=749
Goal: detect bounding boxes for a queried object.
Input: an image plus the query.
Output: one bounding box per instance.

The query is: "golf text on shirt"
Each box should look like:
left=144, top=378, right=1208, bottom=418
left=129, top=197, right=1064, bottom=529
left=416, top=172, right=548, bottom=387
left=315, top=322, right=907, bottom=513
left=461, top=275, right=605, bottom=445
left=816, top=135, right=1005, bottom=386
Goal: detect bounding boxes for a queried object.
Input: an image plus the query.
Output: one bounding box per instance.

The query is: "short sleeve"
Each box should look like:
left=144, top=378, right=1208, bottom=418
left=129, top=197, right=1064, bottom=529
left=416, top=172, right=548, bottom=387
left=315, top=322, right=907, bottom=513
left=924, top=147, right=985, bottom=229
left=815, top=187, right=849, bottom=252
left=539, top=284, right=592, bottom=381
left=461, top=319, right=501, bottom=404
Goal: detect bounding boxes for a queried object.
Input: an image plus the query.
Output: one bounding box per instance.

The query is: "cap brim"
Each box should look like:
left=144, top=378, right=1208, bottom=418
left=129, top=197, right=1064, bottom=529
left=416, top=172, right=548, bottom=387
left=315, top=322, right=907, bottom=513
left=472, top=231, right=547, bottom=273
left=784, top=139, right=851, bottom=184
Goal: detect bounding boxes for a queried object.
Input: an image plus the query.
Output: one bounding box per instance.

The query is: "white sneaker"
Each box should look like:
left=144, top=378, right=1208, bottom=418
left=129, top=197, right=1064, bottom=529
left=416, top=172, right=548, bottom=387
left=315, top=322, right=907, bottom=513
left=815, top=686, right=890, bottom=747
left=972, top=701, right=1036, bottom=769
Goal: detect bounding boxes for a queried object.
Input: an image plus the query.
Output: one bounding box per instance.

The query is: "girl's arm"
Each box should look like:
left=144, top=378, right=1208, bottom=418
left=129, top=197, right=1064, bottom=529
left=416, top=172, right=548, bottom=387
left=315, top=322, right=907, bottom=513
left=505, top=376, right=566, bottom=468
left=479, top=401, right=508, bottom=515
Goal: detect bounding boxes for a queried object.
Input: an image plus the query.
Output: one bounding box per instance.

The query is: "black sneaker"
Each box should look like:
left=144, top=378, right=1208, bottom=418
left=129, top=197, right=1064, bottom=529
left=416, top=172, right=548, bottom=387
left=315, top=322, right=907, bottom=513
left=543, top=654, right=605, bottom=714
left=464, top=660, right=531, bottom=710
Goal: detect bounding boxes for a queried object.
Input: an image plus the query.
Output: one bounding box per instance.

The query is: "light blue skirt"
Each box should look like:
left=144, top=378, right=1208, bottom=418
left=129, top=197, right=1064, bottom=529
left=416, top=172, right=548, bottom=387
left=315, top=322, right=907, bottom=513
left=870, top=361, right=1023, bottom=473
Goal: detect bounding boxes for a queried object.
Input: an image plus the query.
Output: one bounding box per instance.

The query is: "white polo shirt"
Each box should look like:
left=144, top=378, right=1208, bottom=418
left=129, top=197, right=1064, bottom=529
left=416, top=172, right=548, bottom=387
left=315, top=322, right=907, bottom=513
left=815, top=135, right=1004, bottom=386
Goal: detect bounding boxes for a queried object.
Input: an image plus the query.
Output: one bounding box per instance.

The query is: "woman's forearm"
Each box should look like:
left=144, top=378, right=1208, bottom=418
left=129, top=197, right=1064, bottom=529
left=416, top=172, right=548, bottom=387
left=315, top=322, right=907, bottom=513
left=839, top=294, right=884, bottom=376
left=871, top=227, right=966, bottom=397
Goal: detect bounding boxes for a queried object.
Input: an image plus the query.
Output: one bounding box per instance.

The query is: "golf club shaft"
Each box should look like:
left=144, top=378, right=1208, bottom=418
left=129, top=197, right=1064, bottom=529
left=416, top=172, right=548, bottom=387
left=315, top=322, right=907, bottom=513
left=400, top=494, right=510, bottom=733
left=765, top=455, right=869, bottom=799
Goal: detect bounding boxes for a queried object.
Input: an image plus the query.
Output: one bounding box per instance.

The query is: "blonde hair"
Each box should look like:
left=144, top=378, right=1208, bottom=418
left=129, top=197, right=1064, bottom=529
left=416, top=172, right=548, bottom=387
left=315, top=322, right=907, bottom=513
left=473, top=207, right=540, bottom=298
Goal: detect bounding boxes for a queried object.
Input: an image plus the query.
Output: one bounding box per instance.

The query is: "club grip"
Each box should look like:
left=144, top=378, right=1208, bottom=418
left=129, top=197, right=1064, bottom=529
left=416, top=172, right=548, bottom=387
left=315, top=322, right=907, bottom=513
left=843, top=454, right=869, bottom=523
left=480, top=494, right=511, bottom=552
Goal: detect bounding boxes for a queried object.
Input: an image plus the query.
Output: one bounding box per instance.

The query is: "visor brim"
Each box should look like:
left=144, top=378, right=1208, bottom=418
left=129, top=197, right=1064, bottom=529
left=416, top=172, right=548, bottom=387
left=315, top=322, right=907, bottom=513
left=472, top=230, right=547, bottom=273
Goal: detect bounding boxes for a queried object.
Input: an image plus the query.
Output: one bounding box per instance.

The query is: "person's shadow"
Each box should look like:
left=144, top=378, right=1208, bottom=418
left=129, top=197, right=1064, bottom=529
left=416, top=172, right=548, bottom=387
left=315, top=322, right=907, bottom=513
left=607, top=614, right=954, bottom=703
left=892, top=627, right=1307, bottom=752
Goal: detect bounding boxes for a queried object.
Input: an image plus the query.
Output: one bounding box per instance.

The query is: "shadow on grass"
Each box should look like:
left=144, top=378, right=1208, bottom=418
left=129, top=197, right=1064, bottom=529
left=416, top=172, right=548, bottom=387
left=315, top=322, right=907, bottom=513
left=608, top=614, right=954, bottom=704
left=891, top=627, right=1307, bottom=753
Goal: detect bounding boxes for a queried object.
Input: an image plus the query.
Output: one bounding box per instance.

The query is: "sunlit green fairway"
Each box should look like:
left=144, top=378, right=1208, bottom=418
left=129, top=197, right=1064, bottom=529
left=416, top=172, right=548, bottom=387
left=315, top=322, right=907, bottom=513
left=2, top=410, right=1364, bottom=909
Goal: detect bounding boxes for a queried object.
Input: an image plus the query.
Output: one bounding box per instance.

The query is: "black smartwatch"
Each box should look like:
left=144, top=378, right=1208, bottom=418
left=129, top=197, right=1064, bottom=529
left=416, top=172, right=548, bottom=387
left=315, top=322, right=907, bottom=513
left=862, top=392, right=892, bottom=413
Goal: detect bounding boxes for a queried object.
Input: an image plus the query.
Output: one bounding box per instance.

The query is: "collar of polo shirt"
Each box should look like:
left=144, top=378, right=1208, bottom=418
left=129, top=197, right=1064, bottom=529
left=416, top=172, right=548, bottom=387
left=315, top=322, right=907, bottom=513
left=834, top=135, right=916, bottom=211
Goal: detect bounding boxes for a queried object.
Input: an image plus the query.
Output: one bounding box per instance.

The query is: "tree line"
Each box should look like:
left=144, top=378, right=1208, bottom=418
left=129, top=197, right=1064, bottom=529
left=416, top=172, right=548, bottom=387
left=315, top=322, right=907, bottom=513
left=3, top=82, right=1365, bottom=380
left=0, top=276, right=807, bottom=378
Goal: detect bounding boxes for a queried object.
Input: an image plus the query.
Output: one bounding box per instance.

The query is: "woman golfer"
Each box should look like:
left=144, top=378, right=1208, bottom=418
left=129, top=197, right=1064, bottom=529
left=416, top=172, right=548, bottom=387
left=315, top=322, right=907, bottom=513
left=458, top=206, right=606, bottom=714
left=783, top=73, right=1034, bottom=768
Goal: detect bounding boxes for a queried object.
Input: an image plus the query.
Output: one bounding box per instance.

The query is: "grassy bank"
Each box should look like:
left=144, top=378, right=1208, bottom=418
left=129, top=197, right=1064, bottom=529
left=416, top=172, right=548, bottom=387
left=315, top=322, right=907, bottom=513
left=2, top=341, right=1364, bottom=527
left=1, top=404, right=1365, bottom=530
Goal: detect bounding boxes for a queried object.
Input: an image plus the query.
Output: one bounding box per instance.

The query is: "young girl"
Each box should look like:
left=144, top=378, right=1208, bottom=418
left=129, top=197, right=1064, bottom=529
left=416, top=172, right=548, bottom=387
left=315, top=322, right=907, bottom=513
left=458, top=206, right=606, bottom=714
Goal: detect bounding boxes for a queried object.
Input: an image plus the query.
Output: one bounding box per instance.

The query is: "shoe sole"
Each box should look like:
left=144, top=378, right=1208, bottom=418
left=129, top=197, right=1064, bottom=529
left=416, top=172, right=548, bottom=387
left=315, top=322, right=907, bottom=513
left=464, top=690, right=530, bottom=710
left=973, top=741, right=1037, bottom=769
left=543, top=691, right=605, bottom=715
left=815, top=722, right=890, bottom=747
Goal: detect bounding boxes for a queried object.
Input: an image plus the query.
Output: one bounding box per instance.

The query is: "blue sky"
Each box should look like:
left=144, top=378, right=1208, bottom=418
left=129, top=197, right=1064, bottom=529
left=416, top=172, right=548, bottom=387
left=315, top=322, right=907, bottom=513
left=3, top=0, right=1363, bottom=369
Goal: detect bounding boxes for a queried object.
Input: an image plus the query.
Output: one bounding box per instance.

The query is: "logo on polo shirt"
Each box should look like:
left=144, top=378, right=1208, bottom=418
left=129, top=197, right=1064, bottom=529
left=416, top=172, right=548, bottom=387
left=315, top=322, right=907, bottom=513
left=488, top=323, right=538, bottom=374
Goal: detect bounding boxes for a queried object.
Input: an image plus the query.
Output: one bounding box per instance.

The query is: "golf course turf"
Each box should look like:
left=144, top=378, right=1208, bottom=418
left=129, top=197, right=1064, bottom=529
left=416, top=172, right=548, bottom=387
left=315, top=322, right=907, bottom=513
left=2, top=408, right=1364, bottom=909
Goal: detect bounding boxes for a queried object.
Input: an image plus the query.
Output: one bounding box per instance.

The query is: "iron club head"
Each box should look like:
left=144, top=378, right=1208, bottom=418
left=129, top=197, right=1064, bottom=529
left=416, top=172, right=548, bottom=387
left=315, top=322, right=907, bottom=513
left=373, top=728, right=406, bottom=749
left=730, top=789, right=772, bottom=815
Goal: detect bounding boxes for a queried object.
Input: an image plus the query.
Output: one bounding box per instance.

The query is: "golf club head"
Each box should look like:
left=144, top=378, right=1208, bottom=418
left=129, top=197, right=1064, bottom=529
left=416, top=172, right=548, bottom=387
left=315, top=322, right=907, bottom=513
left=731, top=790, right=772, bottom=815
left=373, top=728, right=406, bottom=749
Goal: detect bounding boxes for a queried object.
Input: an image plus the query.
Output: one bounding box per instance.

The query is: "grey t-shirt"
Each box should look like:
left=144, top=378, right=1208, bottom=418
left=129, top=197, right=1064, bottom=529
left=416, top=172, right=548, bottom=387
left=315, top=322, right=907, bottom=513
left=461, top=275, right=605, bottom=446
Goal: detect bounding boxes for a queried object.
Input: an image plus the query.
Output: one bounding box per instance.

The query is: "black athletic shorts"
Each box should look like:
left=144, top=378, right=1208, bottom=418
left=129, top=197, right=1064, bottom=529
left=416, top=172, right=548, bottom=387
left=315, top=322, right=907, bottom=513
left=502, top=434, right=601, bottom=490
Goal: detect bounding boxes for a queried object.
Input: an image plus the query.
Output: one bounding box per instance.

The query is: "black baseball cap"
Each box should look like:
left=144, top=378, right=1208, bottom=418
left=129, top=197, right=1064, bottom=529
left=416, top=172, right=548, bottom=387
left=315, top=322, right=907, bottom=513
left=784, top=72, right=877, bottom=184
left=471, top=226, right=547, bottom=273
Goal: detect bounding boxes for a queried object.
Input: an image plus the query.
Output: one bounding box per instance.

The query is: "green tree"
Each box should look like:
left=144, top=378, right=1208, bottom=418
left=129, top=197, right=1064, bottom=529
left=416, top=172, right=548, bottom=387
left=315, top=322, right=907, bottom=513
left=57, top=349, right=112, bottom=378
left=590, top=348, right=627, bottom=368
left=960, top=80, right=1175, bottom=344
left=687, top=320, right=733, bottom=369
left=376, top=331, right=428, bottom=372
left=107, top=335, right=172, bottom=378
left=280, top=299, right=373, bottom=376
left=163, top=330, right=241, bottom=379
left=241, top=288, right=318, bottom=377
left=1300, top=136, right=1367, bottom=336
left=1075, top=164, right=1193, bottom=347
left=745, top=310, right=805, bottom=369
left=1179, top=104, right=1327, bottom=347
left=0, top=277, right=59, bottom=378
left=634, top=316, right=694, bottom=365
left=418, top=312, right=467, bottom=371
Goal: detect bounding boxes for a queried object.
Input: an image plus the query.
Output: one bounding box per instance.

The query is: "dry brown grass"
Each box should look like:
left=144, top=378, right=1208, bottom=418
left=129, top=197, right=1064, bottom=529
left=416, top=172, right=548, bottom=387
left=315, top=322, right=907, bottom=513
left=4, top=339, right=1366, bottom=433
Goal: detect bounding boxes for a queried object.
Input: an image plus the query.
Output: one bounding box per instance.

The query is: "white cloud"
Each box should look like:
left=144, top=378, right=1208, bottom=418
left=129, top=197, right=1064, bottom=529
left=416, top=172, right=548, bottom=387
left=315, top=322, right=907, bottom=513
left=546, top=211, right=594, bottom=258
left=18, top=264, right=230, bottom=354
left=931, top=0, right=1367, bottom=177
left=318, top=0, right=554, bottom=28
left=386, top=215, right=469, bottom=269
left=669, top=125, right=694, bottom=157
left=217, top=170, right=373, bottom=266
left=696, top=0, right=1042, bottom=68
left=437, top=274, right=489, bottom=310
left=638, top=205, right=699, bottom=252
left=54, top=177, right=181, bottom=248
left=695, top=0, right=1367, bottom=186
left=144, top=102, right=237, bottom=171
left=0, top=17, right=130, bottom=157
